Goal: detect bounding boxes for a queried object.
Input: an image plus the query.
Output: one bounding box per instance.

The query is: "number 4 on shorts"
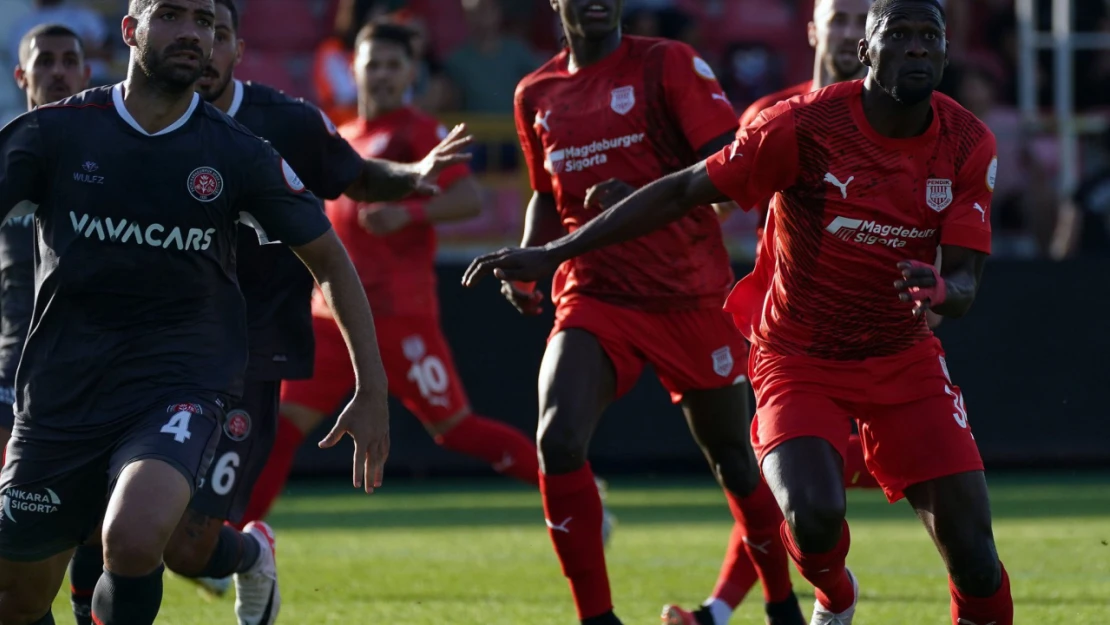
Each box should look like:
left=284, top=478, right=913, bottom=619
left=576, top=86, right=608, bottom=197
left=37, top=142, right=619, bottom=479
left=161, top=410, right=193, bottom=443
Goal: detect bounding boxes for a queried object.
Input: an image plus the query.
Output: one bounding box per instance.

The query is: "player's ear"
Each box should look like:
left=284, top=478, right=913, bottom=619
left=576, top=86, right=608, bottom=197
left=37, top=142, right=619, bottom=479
left=235, top=38, right=245, bottom=67
left=858, top=40, right=870, bottom=67
left=121, top=15, right=139, bottom=47
left=13, top=66, right=27, bottom=91
left=807, top=21, right=817, bottom=48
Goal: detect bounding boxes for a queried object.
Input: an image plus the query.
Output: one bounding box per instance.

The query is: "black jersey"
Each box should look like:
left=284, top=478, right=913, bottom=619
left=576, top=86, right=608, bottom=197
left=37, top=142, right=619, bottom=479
left=0, top=84, right=331, bottom=429
left=227, top=80, right=364, bottom=381
left=0, top=203, right=34, bottom=384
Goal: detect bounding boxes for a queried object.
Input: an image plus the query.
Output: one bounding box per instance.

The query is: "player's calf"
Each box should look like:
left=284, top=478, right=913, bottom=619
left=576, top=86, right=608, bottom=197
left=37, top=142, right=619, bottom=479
left=0, top=551, right=74, bottom=625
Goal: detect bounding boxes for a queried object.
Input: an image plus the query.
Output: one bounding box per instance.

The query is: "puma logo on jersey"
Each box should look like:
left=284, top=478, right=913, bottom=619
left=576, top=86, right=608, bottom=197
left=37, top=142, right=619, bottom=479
left=973, top=203, right=986, bottom=222
left=824, top=172, right=854, bottom=198
left=534, top=110, right=551, bottom=133
left=545, top=516, right=572, bottom=533
left=728, top=140, right=743, bottom=162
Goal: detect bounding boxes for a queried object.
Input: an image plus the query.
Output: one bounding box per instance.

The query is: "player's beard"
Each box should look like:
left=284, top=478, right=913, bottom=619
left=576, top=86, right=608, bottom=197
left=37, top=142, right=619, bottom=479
left=138, top=39, right=207, bottom=93
left=197, top=66, right=232, bottom=103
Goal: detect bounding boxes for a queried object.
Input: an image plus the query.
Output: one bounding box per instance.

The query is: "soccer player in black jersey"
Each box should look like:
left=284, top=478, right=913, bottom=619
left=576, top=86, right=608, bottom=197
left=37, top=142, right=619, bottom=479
left=0, top=24, right=90, bottom=465
left=0, top=1, right=397, bottom=624
left=57, top=3, right=474, bottom=624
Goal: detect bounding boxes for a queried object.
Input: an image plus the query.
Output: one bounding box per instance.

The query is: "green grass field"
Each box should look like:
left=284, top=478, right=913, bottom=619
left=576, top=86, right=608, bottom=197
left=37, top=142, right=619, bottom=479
left=52, top=472, right=1110, bottom=624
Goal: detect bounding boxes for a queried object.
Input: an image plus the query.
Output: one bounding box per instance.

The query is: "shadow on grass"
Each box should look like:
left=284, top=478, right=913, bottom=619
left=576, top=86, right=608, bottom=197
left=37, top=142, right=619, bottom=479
left=268, top=475, right=1110, bottom=531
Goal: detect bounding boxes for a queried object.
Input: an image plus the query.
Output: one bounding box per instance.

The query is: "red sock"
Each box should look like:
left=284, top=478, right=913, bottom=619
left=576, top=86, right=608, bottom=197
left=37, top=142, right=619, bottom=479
left=435, top=414, right=540, bottom=486
left=710, top=522, right=759, bottom=608
left=950, top=562, right=1013, bottom=625
left=726, top=482, right=793, bottom=603
left=781, top=519, right=855, bottom=613
left=540, top=463, right=611, bottom=619
left=235, top=416, right=304, bottom=529
left=843, top=434, right=879, bottom=489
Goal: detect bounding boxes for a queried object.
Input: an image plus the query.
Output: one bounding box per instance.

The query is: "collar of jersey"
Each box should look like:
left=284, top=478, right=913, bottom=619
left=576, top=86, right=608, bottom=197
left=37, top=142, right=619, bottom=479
left=111, top=83, right=199, bottom=137
left=564, top=37, right=631, bottom=76
left=226, top=80, right=245, bottom=118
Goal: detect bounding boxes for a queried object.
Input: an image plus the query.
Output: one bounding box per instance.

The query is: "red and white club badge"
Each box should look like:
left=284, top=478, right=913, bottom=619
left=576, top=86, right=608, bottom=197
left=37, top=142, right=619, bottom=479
left=223, top=409, right=251, bottom=441
left=188, top=166, right=224, bottom=202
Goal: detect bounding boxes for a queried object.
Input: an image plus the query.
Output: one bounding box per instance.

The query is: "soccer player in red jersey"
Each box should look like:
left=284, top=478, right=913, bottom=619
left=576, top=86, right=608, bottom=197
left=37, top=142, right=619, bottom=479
left=661, top=2, right=877, bottom=623
left=465, top=1, right=1014, bottom=624
left=238, top=21, right=552, bottom=527
left=494, top=1, right=803, bottom=624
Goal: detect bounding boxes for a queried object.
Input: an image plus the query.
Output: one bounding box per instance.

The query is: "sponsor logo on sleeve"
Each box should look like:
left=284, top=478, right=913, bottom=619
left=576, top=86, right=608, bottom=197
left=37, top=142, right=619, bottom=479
left=693, top=56, right=717, bottom=80
left=986, top=156, right=997, bottom=192
left=281, top=159, right=305, bottom=192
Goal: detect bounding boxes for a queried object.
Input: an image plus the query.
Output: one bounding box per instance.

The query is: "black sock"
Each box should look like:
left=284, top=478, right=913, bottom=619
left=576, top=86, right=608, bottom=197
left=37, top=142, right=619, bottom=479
left=68, top=544, right=103, bottom=625
left=692, top=607, right=717, bottom=625
left=29, top=610, right=55, bottom=624
left=582, top=611, right=622, bottom=625
left=196, top=524, right=261, bottom=578
left=91, top=565, right=165, bottom=625
left=765, top=590, right=804, bottom=625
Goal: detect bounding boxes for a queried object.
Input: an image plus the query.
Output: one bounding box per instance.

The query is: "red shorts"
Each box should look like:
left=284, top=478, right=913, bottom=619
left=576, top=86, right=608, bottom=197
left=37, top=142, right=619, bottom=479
left=281, top=315, right=470, bottom=424
left=749, top=336, right=983, bottom=503
left=552, top=296, right=748, bottom=402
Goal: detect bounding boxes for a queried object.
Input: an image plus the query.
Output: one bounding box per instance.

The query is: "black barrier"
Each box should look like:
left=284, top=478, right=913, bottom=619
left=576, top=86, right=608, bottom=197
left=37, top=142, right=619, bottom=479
left=291, top=260, right=1110, bottom=477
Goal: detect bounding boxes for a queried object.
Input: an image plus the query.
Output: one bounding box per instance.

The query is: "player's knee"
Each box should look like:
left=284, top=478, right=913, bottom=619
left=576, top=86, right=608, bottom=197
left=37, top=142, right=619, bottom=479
left=536, top=416, right=588, bottom=476
left=0, top=587, right=52, bottom=625
left=102, top=519, right=166, bottom=577
left=783, top=495, right=845, bottom=553
left=949, top=552, right=1002, bottom=597
left=707, top=445, right=761, bottom=497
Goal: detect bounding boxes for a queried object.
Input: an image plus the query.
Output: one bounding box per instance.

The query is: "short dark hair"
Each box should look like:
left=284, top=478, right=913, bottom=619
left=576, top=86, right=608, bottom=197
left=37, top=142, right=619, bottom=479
left=214, top=0, right=239, bottom=32
left=128, top=0, right=156, bottom=16
left=354, top=21, right=415, bottom=58
left=18, top=23, right=84, bottom=66
left=867, top=0, right=946, bottom=39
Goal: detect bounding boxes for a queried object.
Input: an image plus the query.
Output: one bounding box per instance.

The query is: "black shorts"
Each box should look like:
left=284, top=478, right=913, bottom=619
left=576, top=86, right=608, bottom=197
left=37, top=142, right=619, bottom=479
left=0, top=395, right=225, bottom=562
left=188, top=379, right=279, bottom=524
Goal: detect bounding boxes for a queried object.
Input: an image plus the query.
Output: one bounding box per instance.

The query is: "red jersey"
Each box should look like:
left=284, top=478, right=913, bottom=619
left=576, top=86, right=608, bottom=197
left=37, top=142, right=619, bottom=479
left=322, top=107, right=470, bottom=317
left=708, top=81, right=997, bottom=360
left=515, top=36, right=739, bottom=311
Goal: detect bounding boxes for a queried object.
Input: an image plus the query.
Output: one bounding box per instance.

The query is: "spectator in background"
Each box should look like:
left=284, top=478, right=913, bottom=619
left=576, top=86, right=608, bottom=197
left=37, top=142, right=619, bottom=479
left=7, top=0, right=110, bottom=84
left=314, top=0, right=387, bottom=126
left=1052, top=129, right=1110, bottom=260
left=444, top=0, right=541, bottom=114
left=387, top=9, right=455, bottom=113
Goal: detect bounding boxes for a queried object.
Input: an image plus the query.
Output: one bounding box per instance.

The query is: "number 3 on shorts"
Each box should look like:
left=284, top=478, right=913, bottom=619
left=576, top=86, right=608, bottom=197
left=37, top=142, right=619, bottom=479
left=938, top=356, right=969, bottom=428
left=161, top=410, right=193, bottom=443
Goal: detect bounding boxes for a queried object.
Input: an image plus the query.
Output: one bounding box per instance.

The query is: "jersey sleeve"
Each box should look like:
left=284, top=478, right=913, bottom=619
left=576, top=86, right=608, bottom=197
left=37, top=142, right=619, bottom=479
left=0, top=112, right=47, bottom=216
left=661, top=42, right=738, bottom=151
left=514, top=83, right=553, bottom=194
left=287, top=102, right=365, bottom=201
left=940, top=132, right=996, bottom=254
left=704, top=105, right=799, bottom=210
left=411, top=118, right=471, bottom=190
left=239, top=140, right=333, bottom=247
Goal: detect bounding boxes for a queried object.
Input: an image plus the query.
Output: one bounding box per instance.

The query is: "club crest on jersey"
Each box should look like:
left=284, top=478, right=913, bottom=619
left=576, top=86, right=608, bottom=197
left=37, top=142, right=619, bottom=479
left=188, top=167, right=223, bottom=203
left=167, top=402, right=203, bottom=415
left=711, top=346, right=734, bottom=377
left=610, top=86, right=635, bottom=115
left=223, top=409, right=251, bottom=442
left=925, top=178, right=953, bottom=212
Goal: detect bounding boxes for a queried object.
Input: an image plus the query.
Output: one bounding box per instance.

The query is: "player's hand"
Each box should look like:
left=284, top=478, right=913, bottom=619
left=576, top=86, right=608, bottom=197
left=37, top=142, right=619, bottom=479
left=411, top=124, right=474, bottom=195
left=318, top=388, right=390, bottom=494
left=359, top=204, right=412, bottom=235
left=500, top=280, right=545, bottom=316
left=462, top=246, right=558, bottom=287
left=584, top=178, right=636, bottom=211
left=894, top=260, right=947, bottom=318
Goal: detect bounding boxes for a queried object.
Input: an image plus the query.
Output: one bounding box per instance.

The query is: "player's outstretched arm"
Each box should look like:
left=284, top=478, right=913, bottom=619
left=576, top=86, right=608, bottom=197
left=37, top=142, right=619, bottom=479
left=895, top=245, right=986, bottom=320
left=344, top=124, right=474, bottom=202
left=495, top=192, right=564, bottom=315
left=291, top=229, right=390, bottom=493
left=463, top=162, right=723, bottom=286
